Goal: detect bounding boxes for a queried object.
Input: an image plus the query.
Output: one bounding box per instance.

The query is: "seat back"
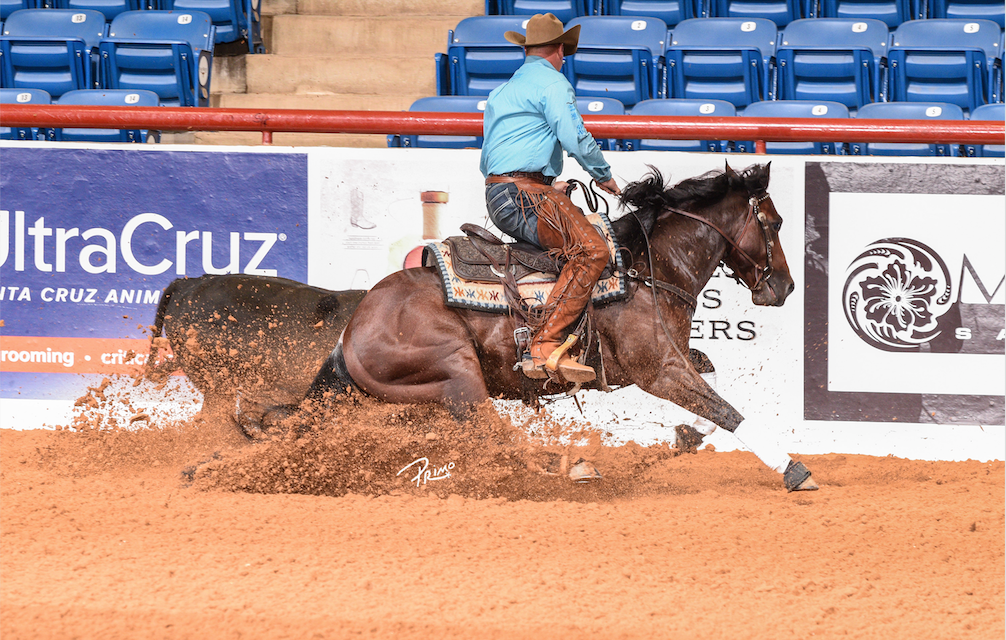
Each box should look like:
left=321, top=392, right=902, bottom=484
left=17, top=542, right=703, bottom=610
left=0, top=86, right=50, bottom=139
left=444, top=16, right=527, bottom=97
left=819, top=0, right=912, bottom=29
left=602, top=0, right=696, bottom=28
left=665, top=17, right=778, bottom=109
left=930, top=0, right=1004, bottom=28
left=1, top=0, right=32, bottom=22
left=710, top=0, right=803, bottom=27
left=735, top=99, right=850, bottom=153
left=53, top=0, right=142, bottom=22
left=158, top=0, right=247, bottom=44
left=776, top=18, right=889, bottom=110
left=54, top=88, right=159, bottom=142
left=888, top=18, right=1001, bottom=113
left=564, top=16, right=668, bottom=107
left=0, top=8, right=106, bottom=97
left=577, top=96, right=625, bottom=149
left=853, top=101, right=965, bottom=156
left=99, top=10, right=215, bottom=107
left=389, top=95, right=487, bottom=149
left=626, top=98, right=736, bottom=151
left=494, top=0, right=591, bottom=24
left=966, top=102, right=1004, bottom=156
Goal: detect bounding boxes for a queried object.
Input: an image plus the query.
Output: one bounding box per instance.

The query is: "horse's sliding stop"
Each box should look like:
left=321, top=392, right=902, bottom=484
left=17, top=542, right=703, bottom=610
left=299, top=162, right=817, bottom=492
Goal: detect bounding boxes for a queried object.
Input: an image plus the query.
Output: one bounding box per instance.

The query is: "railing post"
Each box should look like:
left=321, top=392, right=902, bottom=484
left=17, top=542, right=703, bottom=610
left=262, top=130, right=273, bottom=145
left=755, top=139, right=767, bottom=154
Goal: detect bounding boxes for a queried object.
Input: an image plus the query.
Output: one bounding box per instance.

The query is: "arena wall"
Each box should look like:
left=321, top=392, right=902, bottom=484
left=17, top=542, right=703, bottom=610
left=1, top=142, right=1003, bottom=461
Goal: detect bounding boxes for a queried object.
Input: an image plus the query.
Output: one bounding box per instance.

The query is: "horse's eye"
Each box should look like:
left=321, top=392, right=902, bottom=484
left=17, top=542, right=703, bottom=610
left=772, top=221, right=782, bottom=232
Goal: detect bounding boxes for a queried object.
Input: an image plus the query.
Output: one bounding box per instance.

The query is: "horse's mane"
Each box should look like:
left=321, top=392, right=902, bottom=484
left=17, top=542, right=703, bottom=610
left=612, top=163, right=770, bottom=244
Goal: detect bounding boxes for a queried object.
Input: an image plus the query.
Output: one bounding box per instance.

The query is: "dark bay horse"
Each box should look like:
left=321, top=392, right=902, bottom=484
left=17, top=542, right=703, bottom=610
left=307, top=162, right=816, bottom=490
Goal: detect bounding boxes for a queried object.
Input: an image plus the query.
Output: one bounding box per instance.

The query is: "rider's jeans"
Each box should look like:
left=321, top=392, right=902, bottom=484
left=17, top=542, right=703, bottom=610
left=485, top=182, right=540, bottom=246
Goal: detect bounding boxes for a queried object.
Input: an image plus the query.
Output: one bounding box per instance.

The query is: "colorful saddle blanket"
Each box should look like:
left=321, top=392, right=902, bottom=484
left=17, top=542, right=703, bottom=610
left=422, top=211, right=627, bottom=314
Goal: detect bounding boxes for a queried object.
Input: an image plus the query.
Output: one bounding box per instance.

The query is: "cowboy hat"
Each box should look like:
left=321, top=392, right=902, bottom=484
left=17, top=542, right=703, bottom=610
left=504, top=13, right=580, bottom=56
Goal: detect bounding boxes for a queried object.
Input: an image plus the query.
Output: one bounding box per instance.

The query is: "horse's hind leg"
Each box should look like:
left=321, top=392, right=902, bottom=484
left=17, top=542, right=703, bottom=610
left=643, top=366, right=817, bottom=492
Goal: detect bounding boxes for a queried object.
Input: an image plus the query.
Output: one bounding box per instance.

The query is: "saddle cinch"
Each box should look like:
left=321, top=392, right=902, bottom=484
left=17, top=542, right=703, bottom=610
left=422, top=215, right=628, bottom=315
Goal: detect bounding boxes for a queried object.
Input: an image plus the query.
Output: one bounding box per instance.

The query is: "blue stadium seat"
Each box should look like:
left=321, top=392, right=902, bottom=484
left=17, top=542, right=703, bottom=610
left=99, top=10, right=215, bottom=107
left=888, top=19, right=1002, bottom=114
left=487, top=0, right=592, bottom=24
left=734, top=99, right=849, bottom=153
left=388, top=95, right=486, bottom=149
left=0, top=86, right=50, bottom=140
left=52, top=0, right=142, bottom=22
left=852, top=101, right=964, bottom=156
left=930, top=0, right=1004, bottom=28
left=624, top=98, right=736, bottom=151
left=564, top=16, right=668, bottom=107
left=965, top=102, right=1004, bottom=157
left=1, top=0, right=34, bottom=22
left=818, top=0, right=912, bottom=29
left=709, top=0, right=803, bottom=28
left=775, top=18, right=889, bottom=111
left=665, top=18, right=777, bottom=110
left=601, top=0, right=696, bottom=28
left=577, top=95, right=625, bottom=150
left=157, top=0, right=257, bottom=48
left=53, top=88, right=159, bottom=142
left=438, top=16, right=527, bottom=96
left=0, top=9, right=106, bottom=97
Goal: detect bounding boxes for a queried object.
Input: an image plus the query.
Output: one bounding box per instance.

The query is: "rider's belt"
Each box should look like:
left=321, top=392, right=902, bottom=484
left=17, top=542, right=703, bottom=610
left=487, top=171, right=555, bottom=186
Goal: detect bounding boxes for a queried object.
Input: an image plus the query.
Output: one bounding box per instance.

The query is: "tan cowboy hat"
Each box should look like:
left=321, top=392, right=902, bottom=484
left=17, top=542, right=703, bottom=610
left=504, top=13, right=580, bottom=56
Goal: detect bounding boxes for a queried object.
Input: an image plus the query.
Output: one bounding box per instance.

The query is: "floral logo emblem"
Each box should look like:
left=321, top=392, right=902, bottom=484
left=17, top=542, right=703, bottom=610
left=843, top=238, right=953, bottom=351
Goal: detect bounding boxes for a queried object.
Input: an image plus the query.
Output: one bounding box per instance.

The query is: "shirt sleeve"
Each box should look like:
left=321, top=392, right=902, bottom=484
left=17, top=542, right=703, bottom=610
left=541, top=81, right=612, bottom=183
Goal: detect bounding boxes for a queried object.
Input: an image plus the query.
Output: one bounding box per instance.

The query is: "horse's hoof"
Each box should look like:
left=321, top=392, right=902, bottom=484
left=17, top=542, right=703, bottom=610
left=568, top=458, right=602, bottom=484
left=784, top=460, right=818, bottom=492
left=674, top=423, right=704, bottom=454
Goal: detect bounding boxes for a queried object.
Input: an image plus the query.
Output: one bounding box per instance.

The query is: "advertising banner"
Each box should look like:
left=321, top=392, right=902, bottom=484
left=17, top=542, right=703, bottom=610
left=804, top=161, right=1005, bottom=426
left=1, top=146, right=308, bottom=417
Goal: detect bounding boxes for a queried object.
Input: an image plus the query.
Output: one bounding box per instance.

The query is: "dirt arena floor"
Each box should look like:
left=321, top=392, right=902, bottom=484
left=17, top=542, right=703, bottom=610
left=2, top=394, right=1003, bottom=640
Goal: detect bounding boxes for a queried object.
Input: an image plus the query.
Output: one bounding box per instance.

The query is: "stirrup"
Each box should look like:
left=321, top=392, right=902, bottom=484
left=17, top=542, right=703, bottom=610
left=545, top=334, right=579, bottom=372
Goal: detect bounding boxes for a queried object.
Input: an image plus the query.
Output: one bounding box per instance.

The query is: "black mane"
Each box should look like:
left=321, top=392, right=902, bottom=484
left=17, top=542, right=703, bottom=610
left=611, top=163, right=771, bottom=245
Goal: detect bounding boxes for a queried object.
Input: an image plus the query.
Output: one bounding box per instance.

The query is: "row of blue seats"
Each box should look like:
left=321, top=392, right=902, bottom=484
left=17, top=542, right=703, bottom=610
left=1, top=87, right=158, bottom=141
left=436, top=16, right=1005, bottom=115
left=0, top=0, right=261, bottom=51
left=487, top=0, right=1003, bottom=28
left=0, top=9, right=214, bottom=105
left=388, top=95, right=1005, bottom=157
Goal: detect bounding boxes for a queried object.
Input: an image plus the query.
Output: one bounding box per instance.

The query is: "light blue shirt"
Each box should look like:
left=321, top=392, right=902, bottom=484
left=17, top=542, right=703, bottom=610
left=480, top=56, right=612, bottom=182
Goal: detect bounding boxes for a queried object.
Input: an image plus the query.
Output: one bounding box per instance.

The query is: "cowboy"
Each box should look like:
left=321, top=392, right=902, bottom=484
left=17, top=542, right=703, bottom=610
left=480, top=13, right=621, bottom=383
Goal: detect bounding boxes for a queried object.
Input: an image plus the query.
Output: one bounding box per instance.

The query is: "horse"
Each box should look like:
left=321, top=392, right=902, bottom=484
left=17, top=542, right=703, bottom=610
left=304, top=162, right=817, bottom=491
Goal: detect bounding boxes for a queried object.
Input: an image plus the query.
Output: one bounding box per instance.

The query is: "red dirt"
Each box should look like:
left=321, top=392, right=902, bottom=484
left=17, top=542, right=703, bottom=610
left=2, top=397, right=1003, bottom=640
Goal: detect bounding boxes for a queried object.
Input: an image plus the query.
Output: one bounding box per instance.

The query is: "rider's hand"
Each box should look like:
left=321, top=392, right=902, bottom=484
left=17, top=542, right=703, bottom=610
left=553, top=181, right=570, bottom=194
left=597, top=178, right=621, bottom=196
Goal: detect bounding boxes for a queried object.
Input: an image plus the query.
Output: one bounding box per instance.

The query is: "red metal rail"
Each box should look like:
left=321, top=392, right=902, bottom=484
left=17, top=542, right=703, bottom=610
left=2, top=104, right=1003, bottom=152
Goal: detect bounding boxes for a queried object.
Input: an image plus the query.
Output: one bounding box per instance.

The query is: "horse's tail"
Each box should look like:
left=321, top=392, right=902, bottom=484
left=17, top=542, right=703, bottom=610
left=305, top=339, right=357, bottom=404
left=146, top=278, right=182, bottom=379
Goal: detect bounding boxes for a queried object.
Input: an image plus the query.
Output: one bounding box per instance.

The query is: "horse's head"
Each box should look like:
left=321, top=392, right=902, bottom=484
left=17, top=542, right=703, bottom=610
left=721, top=162, right=795, bottom=307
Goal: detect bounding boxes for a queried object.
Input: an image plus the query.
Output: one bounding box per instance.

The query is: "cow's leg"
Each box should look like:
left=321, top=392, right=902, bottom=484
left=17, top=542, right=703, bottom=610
left=640, top=365, right=817, bottom=492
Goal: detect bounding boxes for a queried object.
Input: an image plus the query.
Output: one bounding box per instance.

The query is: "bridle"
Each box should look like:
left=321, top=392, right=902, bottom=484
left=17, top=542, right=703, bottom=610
left=663, top=191, right=776, bottom=292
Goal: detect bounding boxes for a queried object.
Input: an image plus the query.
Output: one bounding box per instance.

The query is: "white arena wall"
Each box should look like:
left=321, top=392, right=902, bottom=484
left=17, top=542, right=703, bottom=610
left=1, top=141, right=1003, bottom=462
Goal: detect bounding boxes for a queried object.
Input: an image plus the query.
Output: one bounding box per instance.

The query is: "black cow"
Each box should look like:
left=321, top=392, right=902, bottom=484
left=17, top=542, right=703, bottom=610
left=147, top=274, right=366, bottom=438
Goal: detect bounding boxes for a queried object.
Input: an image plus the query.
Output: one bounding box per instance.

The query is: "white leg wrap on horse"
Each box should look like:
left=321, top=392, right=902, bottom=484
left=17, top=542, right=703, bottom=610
left=733, top=420, right=792, bottom=474
left=692, top=372, right=719, bottom=436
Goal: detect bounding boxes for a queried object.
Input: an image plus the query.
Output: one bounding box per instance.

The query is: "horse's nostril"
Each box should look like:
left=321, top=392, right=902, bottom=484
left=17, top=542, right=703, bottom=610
left=786, top=281, right=795, bottom=296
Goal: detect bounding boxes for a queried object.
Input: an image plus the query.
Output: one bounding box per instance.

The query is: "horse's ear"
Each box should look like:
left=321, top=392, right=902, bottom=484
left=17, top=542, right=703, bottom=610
left=724, top=161, right=737, bottom=177
left=763, top=161, right=771, bottom=181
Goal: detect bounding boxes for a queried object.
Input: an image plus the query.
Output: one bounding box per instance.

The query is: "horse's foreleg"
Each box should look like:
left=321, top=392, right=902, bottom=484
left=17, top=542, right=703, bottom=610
left=642, top=367, right=817, bottom=491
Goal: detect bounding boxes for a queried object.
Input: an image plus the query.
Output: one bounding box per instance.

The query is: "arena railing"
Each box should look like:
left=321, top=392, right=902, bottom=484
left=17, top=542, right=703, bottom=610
left=1, top=105, right=1002, bottom=152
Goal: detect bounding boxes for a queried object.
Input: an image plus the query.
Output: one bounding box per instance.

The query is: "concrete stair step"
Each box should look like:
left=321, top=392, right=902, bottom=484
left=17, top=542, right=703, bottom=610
left=270, top=16, right=459, bottom=57
left=187, top=131, right=389, bottom=147
left=246, top=55, right=436, bottom=95
left=214, top=93, right=419, bottom=111
left=296, top=0, right=482, bottom=16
